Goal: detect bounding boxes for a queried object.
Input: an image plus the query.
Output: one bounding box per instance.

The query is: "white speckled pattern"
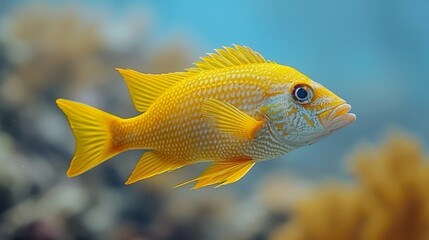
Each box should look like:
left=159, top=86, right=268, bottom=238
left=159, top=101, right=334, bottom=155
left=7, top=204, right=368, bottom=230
left=115, top=64, right=293, bottom=163
left=113, top=60, right=354, bottom=165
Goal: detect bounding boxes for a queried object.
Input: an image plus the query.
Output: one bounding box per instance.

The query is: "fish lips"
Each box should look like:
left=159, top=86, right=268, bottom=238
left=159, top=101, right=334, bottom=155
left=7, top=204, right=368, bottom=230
left=320, top=103, right=356, bottom=132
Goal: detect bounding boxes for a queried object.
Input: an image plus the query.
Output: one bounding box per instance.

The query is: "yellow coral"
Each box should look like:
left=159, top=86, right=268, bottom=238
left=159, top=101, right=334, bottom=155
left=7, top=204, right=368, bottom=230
left=271, top=185, right=364, bottom=240
left=353, top=133, right=429, bottom=240
left=271, top=132, right=429, bottom=240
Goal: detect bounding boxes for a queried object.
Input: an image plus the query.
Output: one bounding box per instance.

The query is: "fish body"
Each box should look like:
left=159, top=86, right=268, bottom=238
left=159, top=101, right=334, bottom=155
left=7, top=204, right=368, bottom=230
left=57, top=45, right=355, bottom=189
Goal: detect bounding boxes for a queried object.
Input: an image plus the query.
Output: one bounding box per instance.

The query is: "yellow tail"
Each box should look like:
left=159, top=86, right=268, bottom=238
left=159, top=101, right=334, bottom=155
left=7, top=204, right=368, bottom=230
left=56, top=98, right=123, bottom=177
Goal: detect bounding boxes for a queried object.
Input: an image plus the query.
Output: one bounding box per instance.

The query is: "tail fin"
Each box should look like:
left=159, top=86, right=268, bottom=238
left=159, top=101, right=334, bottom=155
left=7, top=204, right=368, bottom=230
left=56, top=98, right=123, bottom=177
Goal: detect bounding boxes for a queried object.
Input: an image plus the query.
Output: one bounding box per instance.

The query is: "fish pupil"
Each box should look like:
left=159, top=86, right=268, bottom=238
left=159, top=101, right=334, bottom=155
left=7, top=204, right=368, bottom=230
left=292, top=84, right=313, bottom=104
left=296, top=87, right=308, bottom=100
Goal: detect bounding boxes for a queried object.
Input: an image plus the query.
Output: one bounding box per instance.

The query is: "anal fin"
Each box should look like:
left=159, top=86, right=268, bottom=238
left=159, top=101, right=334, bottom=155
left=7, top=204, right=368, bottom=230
left=125, top=151, right=185, bottom=185
left=175, top=159, right=255, bottom=189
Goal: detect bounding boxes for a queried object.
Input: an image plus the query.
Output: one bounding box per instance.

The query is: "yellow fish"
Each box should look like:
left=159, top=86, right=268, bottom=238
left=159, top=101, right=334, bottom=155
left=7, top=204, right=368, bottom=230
left=57, top=45, right=355, bottom=189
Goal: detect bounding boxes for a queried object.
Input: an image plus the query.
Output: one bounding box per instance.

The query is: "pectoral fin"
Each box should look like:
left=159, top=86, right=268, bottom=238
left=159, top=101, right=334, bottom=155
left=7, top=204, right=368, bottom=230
left=201, top=98, right=264, bottom=140
left=175, top=159, right=255, bottom=189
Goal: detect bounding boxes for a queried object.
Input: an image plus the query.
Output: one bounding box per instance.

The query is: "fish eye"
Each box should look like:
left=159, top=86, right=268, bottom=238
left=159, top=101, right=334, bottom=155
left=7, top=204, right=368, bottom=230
left=292, top=84, right=313, bottom=104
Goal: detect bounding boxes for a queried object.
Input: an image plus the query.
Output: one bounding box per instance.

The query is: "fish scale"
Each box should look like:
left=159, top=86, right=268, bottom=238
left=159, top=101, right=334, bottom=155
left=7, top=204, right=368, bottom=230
left=142, top=67, right=271, bottom=158
left=56, top=44, right=355, bottom=189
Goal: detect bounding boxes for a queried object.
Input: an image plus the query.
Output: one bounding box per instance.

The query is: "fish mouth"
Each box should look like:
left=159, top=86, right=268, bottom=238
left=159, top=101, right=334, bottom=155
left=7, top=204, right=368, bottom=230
left=320, top=103, right=356, bottom=132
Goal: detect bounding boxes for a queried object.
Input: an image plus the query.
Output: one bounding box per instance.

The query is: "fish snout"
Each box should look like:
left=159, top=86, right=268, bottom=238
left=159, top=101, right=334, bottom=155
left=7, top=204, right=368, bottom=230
left=320, top=103, right=356, bottom=131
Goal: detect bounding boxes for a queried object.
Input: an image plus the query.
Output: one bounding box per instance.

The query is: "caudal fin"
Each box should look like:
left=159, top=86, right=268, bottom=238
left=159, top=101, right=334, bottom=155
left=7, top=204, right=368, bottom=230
left=56, top=98, right=123, bottom=177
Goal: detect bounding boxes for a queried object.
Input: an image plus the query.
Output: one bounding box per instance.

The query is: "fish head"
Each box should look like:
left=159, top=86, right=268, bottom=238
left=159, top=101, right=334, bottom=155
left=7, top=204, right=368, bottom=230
left=261, top=68, right=356, bottom=147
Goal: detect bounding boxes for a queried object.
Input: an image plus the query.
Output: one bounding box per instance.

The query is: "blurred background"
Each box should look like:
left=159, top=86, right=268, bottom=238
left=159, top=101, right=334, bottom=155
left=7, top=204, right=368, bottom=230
left=0, top=0, right=428, bottom=239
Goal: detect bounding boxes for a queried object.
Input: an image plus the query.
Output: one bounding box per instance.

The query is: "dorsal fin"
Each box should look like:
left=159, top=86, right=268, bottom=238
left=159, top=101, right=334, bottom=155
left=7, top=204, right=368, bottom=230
left=187, top=44, right=268, bottom=72
left=116, top=68, right=188, bottom=112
